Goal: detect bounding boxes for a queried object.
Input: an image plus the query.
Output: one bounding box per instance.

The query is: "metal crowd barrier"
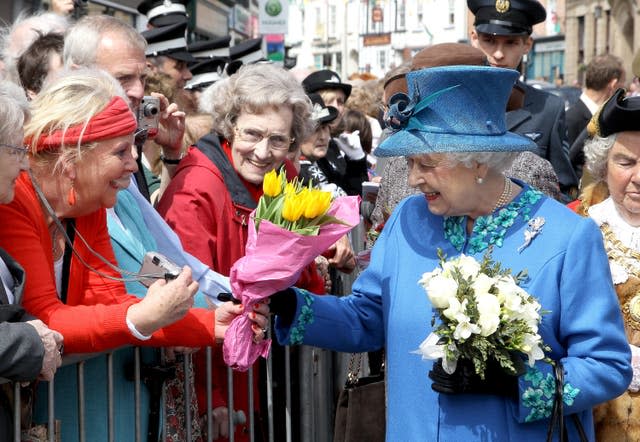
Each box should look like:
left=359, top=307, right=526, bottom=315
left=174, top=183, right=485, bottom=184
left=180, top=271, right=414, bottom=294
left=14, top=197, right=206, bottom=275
left=3, top=219, right=368, bottom=442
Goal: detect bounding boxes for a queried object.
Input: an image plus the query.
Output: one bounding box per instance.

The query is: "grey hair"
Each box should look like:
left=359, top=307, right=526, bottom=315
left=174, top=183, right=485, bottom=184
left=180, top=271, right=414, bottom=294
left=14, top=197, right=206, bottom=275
left=0, top=80, right=30, bottom=141
left=202, top=63, right=313, bottom=152
left=584, top=134, right=617, bottom=183
left=0, top=10, right=69, bottom=84
left=446, top=151, right=519, bottom=172
left=63, top=15, right=146, bottom=68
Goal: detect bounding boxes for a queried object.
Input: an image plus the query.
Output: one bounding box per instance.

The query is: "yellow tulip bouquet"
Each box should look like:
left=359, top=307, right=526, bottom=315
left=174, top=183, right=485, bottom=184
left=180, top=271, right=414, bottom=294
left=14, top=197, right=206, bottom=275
left=224, top=168, right=361, bottom=371
left=256, top=169, right=347, bottom=235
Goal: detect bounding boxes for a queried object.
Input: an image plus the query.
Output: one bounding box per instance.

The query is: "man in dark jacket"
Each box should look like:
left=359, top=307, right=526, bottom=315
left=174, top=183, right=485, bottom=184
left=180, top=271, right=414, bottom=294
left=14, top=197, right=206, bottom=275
left=468, top=0, right=578, bottom=201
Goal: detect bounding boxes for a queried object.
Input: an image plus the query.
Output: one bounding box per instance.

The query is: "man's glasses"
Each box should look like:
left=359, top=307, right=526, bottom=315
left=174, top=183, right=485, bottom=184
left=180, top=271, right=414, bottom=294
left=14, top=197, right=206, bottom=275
left=0, top=144, right=29, bottom=161
left=234, top=126, right=294, bottom=151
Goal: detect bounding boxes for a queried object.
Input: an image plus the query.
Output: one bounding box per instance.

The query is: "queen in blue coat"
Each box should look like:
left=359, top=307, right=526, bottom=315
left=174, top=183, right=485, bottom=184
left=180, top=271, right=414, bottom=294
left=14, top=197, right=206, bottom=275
left=270, top=66, right=632, bottom=441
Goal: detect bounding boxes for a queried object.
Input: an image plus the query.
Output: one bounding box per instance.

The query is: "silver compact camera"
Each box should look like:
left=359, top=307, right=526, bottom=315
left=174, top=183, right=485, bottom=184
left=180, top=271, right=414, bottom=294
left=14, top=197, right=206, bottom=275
left=136, top=96, right=160, bottom=139
left=139, top=252, right=181, bottom=287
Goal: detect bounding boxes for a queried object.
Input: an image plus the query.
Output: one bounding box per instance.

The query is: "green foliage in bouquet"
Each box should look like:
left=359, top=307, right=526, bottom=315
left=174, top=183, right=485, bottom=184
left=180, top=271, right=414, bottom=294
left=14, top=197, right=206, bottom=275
left=418, top=248, right=551, bottom=379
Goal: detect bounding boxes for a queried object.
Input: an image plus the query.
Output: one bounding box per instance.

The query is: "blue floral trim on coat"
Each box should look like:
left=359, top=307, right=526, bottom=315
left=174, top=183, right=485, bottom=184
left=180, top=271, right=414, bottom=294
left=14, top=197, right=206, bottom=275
left=443, top=188, right=544, bottom=254
left=522, top=366, right=581, bottom=422
left=289, top=290, right=316, bottom=345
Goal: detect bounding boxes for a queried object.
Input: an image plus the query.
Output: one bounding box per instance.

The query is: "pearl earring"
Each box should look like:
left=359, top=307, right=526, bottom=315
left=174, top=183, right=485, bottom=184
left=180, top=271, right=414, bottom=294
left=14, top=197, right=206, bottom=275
left=476, top=177, right=484, bottom=184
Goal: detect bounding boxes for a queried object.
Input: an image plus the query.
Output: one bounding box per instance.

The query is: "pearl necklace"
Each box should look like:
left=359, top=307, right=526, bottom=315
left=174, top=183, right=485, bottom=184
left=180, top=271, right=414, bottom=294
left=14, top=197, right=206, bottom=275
left=492, top=176, right=513, bottom=213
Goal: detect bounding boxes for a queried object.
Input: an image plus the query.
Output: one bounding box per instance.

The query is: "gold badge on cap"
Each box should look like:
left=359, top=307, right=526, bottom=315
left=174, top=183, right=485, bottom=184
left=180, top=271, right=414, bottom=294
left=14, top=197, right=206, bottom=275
left=495, top=0, right=510, bottom=13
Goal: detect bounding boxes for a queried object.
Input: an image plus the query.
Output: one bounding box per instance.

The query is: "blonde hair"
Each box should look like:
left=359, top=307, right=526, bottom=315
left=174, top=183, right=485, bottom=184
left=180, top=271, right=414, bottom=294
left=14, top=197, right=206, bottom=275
left=25, top=67, right=127, bottom=172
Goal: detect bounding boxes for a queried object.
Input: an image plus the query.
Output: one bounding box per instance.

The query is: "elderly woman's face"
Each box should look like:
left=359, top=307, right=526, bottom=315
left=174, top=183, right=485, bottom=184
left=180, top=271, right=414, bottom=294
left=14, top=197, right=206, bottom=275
left=606, top=131, right=640, bottom=226
left=0, top=131, right=29, bottom=204
left=407, top=153, right=478, bottom=217
left=300, top=124, right=331, bottom=162
left=231, top=106, right=294, bottom=185
left=73, top=134, right=138, bottom=211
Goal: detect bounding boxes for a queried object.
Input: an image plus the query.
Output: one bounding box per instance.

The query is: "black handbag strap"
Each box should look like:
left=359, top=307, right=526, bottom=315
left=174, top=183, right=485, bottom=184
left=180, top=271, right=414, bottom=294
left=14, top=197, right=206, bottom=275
left=546, top=362, right=588, bottom=442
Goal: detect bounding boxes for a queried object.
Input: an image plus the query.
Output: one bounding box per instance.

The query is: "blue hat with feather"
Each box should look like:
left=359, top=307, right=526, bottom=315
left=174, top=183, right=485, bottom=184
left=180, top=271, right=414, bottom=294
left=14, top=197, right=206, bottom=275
left=376, top=65, right=536, bottom=157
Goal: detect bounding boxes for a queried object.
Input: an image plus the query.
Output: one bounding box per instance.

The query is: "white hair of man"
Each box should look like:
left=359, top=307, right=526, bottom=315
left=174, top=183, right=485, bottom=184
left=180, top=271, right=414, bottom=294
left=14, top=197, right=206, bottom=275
left=0, top=10, right=69, bottom=84
left=63, top=15, right=146, bottom=68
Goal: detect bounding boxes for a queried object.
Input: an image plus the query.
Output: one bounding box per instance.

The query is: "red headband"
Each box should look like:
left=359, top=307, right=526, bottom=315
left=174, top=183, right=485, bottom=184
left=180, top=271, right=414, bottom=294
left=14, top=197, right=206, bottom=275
left=29, top=96, right=137, bottom=152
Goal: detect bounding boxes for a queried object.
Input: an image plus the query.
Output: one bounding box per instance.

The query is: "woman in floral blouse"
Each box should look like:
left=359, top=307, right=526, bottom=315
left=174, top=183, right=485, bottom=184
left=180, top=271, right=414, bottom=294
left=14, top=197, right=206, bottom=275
left=268, top=65, right=631, bottom=441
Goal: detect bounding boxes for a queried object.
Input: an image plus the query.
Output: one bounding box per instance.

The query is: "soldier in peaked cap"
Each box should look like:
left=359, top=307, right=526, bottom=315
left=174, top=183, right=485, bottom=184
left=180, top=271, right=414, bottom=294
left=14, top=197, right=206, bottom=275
left=137, top=0, right=188, bottom=28
left=468, top=0, right=546, bottom=36
left=143, top=20, right=194, bottom=90
left=468, top=0, right=578, bottom=201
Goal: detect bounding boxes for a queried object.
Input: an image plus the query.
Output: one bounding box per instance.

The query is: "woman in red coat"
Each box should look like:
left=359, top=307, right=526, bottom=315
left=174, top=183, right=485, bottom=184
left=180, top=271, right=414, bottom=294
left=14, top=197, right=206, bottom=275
left=158, top=63, right=354, bottom=440
left=0, top=65, right=270, bottom=403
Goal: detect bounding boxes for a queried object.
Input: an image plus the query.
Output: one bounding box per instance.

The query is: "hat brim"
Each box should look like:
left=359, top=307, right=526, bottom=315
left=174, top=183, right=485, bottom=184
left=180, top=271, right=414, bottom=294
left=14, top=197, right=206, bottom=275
left=305, top=82, right=352, bottom=100
left=475, top=23, right=530, bottom=36
left=314, top=107, right=339, bottom=124
left=150, top=14, right=188, bottom=27
left=375, top=129, right=536, bottom=157
left=163, top=50, right=195, bottom=62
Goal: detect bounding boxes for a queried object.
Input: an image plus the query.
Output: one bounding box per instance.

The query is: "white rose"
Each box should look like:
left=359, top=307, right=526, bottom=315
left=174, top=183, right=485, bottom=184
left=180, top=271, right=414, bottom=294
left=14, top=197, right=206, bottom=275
left=443, top=297, right=463, bottom=321
left=425, top=273, right=458, bottom=309
left=494, top=275, right=519, bottom=303
left=503, top=290, right=523, bottom=312
left=475, top=293, right=501, bottom=336
left=471, top=273, right=495, bottom=296
left=450, top=254, right=481, bottom=280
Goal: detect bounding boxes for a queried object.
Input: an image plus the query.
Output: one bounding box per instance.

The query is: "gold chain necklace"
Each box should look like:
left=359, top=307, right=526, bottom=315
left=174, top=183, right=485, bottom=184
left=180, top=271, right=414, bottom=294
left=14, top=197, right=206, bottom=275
left=491, top=176, right=513, bottom=213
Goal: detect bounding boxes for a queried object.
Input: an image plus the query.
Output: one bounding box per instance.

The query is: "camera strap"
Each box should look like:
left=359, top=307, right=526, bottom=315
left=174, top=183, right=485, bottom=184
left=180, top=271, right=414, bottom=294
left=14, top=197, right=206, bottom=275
left=28, top=170, right=168, bottom=285
left=60, top=219, right=75, bottom=304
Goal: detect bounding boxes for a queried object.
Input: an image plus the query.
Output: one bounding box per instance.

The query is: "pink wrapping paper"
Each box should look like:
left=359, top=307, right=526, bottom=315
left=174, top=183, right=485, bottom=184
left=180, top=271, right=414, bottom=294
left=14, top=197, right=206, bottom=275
left=223, top=195, right=361, bottom=371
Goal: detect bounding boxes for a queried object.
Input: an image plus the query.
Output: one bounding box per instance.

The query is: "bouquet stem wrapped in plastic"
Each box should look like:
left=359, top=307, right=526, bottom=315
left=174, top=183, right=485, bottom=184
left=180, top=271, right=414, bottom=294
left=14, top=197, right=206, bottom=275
left=223, top=170, right=360, bottom=371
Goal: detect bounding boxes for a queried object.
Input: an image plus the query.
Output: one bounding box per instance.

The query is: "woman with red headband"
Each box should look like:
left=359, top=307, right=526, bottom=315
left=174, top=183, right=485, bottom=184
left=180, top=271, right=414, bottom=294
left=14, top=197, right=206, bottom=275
left=0, top=68, right=269, bottom=439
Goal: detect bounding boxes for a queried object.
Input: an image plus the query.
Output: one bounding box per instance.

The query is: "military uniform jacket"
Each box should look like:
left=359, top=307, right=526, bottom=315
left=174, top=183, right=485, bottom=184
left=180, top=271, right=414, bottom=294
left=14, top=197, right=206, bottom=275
left=507, top=81, right=578, bottom=197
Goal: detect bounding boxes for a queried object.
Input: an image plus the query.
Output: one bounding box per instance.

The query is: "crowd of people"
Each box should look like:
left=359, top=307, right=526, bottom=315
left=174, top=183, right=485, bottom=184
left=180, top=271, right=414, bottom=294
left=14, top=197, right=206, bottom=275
left=1, top=0, right=640, bottom=440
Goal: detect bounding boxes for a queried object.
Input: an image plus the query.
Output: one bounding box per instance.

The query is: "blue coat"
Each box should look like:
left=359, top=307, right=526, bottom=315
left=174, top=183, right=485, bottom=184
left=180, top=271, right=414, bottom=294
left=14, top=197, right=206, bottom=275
left=275, top=183, right=631, bottom=441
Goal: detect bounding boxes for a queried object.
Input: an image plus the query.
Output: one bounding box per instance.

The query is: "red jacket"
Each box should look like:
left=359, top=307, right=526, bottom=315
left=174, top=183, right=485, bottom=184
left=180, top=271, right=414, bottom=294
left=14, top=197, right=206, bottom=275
left=158, top=135, right=323, bottom=440
left=0, top=173, right=216, bottom=354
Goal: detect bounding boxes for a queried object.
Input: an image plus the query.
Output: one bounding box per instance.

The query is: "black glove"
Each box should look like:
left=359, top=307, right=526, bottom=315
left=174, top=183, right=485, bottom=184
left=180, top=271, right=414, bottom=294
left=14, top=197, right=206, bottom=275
left=428, top=358, right=519, bottom=398
left=269, top=288, right=297, bottom=326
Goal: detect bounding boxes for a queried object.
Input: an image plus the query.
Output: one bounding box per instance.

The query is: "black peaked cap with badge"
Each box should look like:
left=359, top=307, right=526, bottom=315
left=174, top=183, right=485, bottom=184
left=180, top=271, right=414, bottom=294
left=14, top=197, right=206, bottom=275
left=308, top=93, right=339, bottom=125
left=468, top=0, right=546, bottom=36
left=302, top=70, right=352, bottom=100
left=138, top=0, right=188, bottom=27
left=185, top=58, right=227, bottom=91
left=142, top=19, right=195, bottom=62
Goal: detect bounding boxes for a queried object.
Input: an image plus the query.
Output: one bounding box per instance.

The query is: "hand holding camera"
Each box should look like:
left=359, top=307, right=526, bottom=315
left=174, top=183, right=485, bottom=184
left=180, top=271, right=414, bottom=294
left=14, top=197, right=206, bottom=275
left=143, top=93, right=186, bottom=157
left=136, top=95, right=160, bottom=139
left=126, top=266, right=199, bottom=337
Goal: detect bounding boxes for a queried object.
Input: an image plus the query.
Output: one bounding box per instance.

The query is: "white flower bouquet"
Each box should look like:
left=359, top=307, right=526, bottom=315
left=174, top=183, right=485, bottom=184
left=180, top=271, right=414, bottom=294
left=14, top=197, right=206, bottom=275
left=414, top=249, right=549, bottom=379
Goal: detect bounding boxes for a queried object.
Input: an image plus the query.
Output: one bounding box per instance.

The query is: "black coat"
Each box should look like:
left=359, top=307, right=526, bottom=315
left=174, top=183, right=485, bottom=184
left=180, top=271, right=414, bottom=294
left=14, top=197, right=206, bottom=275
left=0, top=248, right=43, bottom=442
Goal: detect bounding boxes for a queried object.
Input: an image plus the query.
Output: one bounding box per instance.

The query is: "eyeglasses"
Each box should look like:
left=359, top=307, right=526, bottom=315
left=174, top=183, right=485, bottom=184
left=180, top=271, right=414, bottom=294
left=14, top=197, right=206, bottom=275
left=234, top=126, right=294, bottom=151
left=0, top=144, right=29, bottom=161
